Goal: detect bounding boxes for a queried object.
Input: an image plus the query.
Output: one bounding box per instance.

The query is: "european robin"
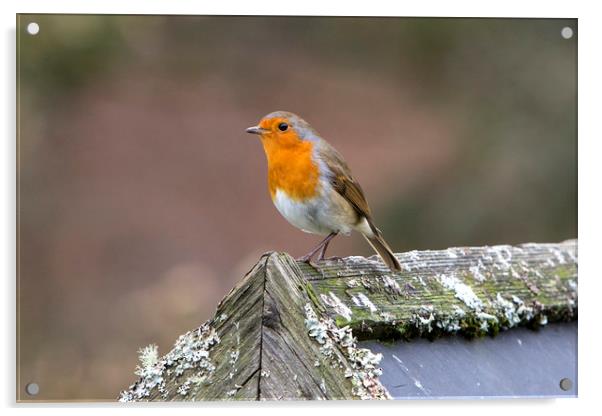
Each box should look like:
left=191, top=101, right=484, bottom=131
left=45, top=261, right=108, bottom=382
left=246, top=111, right=401, bottom=272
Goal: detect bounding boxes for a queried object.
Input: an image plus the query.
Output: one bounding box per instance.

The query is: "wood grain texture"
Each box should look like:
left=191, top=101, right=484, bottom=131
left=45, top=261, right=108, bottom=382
left=258, top=253, right=357, bottom=400
left=120, top=240, right=577, bottom=401
left=299, top=240, right=577, bottom=340
left=121, top=253, right=363, bottom=401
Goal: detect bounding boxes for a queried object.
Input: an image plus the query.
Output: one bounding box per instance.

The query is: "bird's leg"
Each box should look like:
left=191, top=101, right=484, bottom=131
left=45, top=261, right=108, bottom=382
left=317, top=232, right=340, bottom=261
left=297, top=232, right=337, bottom=263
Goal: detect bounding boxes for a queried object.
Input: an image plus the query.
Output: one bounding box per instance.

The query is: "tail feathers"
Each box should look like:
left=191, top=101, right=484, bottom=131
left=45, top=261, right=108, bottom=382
left=363, top=233, right=402, bottom=272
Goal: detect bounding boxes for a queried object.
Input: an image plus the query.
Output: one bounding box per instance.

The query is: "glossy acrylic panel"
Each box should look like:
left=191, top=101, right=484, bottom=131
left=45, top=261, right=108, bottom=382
left=17, top=14, right=577, bottom=402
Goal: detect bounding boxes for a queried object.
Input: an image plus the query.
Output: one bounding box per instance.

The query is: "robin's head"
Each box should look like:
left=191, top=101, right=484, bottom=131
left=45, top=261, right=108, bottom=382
left=246, top=111, right=318, bottom=145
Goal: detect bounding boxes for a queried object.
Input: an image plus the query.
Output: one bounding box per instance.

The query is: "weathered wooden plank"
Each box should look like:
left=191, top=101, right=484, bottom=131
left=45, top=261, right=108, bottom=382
left=258, top=254, right=353, bottom=400
left=120, top=252, right=389, bottom=401
left=119, top=240, right=577, bottom=402
left=299, top=240, right=577, bottom=340
left=118, top=256, right=266, bottom=401
left=254, top=254, right=385, bottom=400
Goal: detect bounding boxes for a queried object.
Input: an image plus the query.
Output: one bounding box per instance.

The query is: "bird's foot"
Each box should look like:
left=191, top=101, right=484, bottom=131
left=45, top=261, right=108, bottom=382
left=296, top=254, right=314, bottom=263
left=296, top=256, right=320, bottom=269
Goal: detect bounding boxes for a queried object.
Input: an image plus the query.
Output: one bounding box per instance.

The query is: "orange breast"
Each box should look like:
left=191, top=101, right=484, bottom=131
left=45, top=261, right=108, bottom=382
left=261, top=137, right=320, bottom=201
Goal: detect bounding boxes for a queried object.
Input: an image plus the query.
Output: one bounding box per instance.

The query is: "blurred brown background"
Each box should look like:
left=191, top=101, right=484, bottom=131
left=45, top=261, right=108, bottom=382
left=17, top=15, right=576, bottom=400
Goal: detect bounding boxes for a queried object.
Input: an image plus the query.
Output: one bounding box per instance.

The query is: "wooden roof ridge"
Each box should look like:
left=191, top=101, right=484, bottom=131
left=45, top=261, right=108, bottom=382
left=119, top=240, right=577, bottom=401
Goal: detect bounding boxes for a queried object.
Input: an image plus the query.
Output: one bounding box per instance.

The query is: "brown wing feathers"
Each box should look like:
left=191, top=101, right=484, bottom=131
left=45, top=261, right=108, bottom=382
left=319, top=142, right=401, bottom=272
left=320, top=142, right=372, bottom=218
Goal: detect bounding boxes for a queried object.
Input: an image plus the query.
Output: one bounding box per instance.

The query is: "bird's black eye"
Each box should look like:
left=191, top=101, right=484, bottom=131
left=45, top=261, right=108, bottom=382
left=277, top=122, right=289, bottom=132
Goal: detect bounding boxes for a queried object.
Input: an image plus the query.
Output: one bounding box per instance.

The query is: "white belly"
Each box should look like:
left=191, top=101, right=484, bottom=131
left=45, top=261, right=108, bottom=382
left=272, top=187, right=358, bottom=236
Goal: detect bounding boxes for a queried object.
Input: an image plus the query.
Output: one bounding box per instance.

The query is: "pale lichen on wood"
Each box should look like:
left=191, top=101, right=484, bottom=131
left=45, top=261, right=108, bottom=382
left=120, top=252, right=389, bottom=401
left=299, top=240, right=577, bottom=340
left=119, top=240, right=577, bottom=401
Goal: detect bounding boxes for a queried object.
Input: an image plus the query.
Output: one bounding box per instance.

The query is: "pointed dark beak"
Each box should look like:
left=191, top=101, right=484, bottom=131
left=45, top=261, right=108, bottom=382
left=246, top=126, right=269, bottom=135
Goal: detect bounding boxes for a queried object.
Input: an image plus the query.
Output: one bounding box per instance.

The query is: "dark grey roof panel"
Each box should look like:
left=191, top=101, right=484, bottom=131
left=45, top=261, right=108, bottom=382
left=361, top=322, right=577, bottom=399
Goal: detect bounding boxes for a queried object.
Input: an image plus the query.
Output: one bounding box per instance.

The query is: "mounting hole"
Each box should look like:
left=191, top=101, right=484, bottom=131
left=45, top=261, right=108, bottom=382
left=559, top=378, right=573, bottom=391
left=25, top=382, right=39, bottom=396
left=26, top=22, right=40, bottom=35
left=561, top=27, right=573, bottom=39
